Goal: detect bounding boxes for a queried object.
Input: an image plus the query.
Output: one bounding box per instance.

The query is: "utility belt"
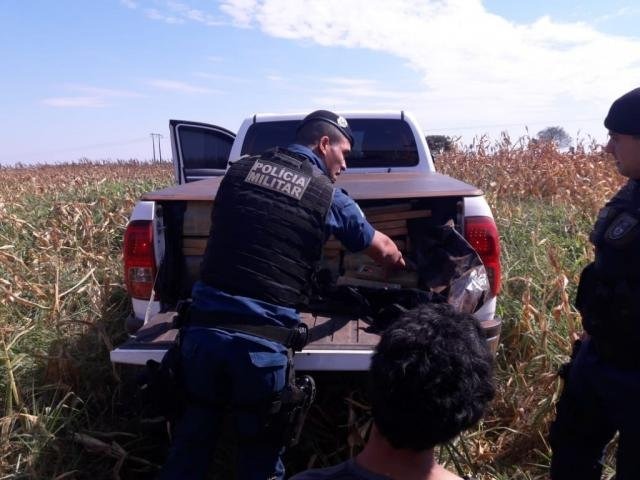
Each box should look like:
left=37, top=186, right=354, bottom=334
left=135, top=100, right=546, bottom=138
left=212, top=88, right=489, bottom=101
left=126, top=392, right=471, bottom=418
left=164, top=301, right=316, bottom=447
left=180, top=306, right=309, bottom=352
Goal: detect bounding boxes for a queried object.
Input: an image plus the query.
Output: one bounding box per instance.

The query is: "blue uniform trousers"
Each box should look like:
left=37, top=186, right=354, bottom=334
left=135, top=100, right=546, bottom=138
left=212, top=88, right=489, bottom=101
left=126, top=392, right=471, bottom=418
left=550, top=338, right=640, bottom=479
left=158, top=326, right=290, bottom=480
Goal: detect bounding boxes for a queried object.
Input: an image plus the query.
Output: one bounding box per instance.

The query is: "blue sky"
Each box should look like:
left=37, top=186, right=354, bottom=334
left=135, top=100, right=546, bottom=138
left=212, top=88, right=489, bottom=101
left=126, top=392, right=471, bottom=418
left=1, top=0, right=640, bottom=165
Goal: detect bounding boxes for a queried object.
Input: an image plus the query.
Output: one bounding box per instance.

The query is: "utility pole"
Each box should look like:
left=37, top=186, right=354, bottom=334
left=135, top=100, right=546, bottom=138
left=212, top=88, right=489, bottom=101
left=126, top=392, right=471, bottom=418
left=150, top=133, right=156, bottom=161
left=150, top=133, right=163, bottom=162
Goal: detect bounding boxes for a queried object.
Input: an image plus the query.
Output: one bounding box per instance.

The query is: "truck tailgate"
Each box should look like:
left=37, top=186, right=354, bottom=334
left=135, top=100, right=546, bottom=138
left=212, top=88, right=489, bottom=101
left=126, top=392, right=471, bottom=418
left=110, top=311, right=501, bottom=370
left=110, top=311, right=381, bottom=371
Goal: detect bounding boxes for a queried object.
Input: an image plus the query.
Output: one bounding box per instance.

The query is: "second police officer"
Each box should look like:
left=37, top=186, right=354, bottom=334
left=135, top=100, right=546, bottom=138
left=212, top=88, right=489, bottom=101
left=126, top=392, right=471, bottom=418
left=550, top=88, right=640, bottom=479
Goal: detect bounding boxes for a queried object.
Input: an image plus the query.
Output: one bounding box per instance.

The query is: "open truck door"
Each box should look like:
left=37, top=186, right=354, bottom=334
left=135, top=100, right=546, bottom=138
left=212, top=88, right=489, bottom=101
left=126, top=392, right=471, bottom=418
left=169, top=120, right=235, bottom=184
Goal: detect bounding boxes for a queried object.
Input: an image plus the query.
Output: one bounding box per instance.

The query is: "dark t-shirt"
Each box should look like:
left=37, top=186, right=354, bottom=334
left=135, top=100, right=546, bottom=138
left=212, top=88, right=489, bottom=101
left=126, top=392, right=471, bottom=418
left=289, top=459, right=391, bottom=480
left=289, top=459, right=477, bottom=480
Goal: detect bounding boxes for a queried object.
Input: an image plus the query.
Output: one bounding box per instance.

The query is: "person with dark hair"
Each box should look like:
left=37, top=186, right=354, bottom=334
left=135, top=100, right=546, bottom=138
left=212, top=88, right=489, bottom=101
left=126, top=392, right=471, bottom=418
left=291, top=303, right=495, bottom=480
left=159, top=110, right=405, bottom=479
left=550, top=87, right=640, bottom=480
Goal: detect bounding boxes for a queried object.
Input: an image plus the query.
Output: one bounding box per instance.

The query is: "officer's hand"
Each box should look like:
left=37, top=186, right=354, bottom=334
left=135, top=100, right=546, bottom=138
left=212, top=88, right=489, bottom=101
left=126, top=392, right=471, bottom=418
left=383, top=252, right=406, bottom=279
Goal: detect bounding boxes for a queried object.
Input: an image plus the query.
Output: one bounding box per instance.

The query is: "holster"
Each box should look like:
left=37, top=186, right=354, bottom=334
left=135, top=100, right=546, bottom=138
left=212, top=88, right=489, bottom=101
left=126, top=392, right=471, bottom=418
left=276, top=374, right=316, bottom=448
left=264, top=352, right=316, bottom=448
left=137, top=337, right=185, bottom=422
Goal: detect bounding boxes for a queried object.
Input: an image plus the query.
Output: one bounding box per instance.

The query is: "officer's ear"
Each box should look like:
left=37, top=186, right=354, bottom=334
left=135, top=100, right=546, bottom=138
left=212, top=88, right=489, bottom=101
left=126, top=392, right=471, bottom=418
left=317, top=136, right=331, bottom=157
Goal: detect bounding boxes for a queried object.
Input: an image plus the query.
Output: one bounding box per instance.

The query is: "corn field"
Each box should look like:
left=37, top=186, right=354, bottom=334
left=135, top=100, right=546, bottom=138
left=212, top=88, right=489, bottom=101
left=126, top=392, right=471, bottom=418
left=0, top=140, right=626, bottom=479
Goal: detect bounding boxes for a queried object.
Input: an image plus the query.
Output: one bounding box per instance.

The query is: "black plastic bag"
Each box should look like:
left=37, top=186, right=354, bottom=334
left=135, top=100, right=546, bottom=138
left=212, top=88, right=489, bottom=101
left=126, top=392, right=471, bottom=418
left=310, top=284, right=446, bottom=333
left=413, top=220, right=489, bottom=313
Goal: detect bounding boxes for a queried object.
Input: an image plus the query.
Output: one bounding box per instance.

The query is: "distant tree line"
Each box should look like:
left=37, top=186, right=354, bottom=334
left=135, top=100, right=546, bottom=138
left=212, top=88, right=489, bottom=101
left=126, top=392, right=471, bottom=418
left=536, top=126, right=572, bottom=149
left=426, top=126, right=573, bottom=155
left=425, top=135, right=455, bottom=155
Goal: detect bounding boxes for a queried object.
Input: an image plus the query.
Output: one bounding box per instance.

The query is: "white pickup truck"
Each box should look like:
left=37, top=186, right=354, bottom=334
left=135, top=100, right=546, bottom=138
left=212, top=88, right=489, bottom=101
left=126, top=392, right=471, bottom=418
left=110, top=111, right=501, bottom=370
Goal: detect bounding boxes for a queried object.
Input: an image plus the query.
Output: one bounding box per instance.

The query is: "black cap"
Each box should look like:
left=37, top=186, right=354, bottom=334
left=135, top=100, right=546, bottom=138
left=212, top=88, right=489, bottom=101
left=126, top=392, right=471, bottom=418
left=297, top=110, right=354, bottom=147
left=604, top=87, right=640, bottom=135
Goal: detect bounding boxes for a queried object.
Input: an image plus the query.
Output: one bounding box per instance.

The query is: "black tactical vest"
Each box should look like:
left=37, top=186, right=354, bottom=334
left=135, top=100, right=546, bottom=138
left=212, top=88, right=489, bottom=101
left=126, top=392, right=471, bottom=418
left=200, top=148, right=333, bottom=308
left=590, top=180, right=640, bottom=281
left=577, top=180, right=640, bottom=360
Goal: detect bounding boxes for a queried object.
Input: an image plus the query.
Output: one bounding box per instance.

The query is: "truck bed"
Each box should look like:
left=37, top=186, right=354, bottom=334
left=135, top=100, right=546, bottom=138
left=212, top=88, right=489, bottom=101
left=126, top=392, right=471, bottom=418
left=113, top=170, right=498, bottom=371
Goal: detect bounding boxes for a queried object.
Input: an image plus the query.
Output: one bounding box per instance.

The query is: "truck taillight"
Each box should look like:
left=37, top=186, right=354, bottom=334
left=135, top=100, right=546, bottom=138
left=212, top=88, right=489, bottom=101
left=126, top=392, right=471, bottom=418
left=123, top=220, right=157, bottom=300
left=464, top=216, right=501, bottom=295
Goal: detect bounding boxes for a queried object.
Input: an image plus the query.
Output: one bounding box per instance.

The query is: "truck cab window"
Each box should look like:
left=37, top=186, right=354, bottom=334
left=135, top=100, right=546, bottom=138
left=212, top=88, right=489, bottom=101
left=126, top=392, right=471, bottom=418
left=179, top=125, right=231, bottom=170
left=242, top=119, right=419, bottom=168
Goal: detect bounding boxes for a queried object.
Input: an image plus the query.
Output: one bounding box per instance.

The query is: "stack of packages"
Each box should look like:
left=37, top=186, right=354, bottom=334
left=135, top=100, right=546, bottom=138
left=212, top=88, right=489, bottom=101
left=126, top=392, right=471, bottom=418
left=322, top=202, right=431, bottom=290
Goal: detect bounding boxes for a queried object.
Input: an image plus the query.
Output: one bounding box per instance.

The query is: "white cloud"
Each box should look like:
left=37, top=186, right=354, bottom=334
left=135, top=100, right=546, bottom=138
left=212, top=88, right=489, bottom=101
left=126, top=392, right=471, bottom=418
left=323, top=77, right=377, bottom=88
left=122, top=0, right=640, bottom=139
left=145, top=8, right=185, bottom=24
left=41, top=84, right=145, bottom=108
left=164, top=1, right=227, bottom=25
left=320, top=78, right=411, bottom=101
left=42, top=97, right=107, bottom=108
left=219, top=0, right=258, bottom=27
left=128, top=1, right=227, bottom=26
left=193, top=72, right=247, bottom=84
left=594, top=5, right=640, bottom=23
left=214, top=0, right=640, bottom=138
left=147, top=79, right=222, bottom=94
left=64, top=84, right=144, bottom=98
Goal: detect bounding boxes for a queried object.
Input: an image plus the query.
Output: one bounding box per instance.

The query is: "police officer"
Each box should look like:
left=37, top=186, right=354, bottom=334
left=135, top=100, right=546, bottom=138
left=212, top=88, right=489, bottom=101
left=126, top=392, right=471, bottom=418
left=159, top=110, right=405, bottom=479
left=550, top=88, right=640, bottom=479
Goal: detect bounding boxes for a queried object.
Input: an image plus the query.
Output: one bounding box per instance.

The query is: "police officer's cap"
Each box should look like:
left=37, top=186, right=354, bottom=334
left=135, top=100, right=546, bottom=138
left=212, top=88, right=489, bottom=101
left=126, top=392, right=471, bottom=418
left=297, top=110, right=354, bottom=147
left=604, top=87, right=640, bottom=135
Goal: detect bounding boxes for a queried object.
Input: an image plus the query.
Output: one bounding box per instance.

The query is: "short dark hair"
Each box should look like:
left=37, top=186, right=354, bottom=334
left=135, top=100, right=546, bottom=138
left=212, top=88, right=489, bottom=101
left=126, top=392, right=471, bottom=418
left=295, top=119, right=348, bottom=148
left=370, top=303, right=495, bottom=451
